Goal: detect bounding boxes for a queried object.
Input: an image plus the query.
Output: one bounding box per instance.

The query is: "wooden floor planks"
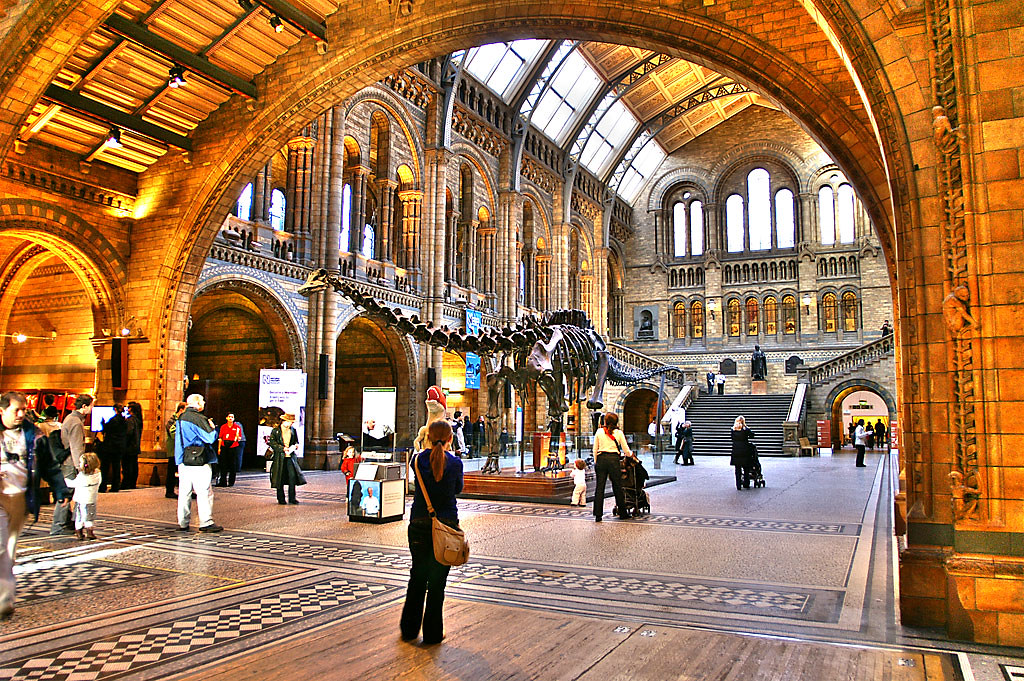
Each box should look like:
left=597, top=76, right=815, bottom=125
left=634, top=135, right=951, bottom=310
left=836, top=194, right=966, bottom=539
left=172, top=599, right=954, bottom=681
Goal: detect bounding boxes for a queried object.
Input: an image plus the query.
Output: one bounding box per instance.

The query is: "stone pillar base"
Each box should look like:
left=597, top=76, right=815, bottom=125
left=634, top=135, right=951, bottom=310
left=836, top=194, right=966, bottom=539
left=900, top=545, right=1024, bottom=646
left=139, top=456, right=169, bottom=487
left=751, top=380, right=767, bottom=395
left=302, top=438, right=340, bottom=471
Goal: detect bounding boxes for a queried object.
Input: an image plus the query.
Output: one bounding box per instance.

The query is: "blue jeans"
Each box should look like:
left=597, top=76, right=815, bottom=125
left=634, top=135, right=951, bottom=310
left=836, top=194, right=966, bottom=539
left=400, top=518, right=454, bottom=642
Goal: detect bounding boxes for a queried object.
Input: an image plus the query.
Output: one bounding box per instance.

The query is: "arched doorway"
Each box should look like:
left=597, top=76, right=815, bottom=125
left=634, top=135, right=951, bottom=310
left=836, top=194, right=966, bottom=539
left=187, top=284, right=300, bottom=467
left=825, top=379, right=896, bottom=449
left=622, top=387, right=659, bottom=442
left=334, top=316, right=413, bottom=449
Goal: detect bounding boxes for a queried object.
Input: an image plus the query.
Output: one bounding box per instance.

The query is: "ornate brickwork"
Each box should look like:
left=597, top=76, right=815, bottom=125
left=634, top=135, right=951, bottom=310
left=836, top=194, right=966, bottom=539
left=927, top=0, right=980, bottom=522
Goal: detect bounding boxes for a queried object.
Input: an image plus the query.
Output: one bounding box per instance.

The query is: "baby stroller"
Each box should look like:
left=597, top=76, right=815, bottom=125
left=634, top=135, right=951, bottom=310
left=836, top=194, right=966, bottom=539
left=746, top=443, right=766, bottom=488
left=615, top=456, right=651, bottom=517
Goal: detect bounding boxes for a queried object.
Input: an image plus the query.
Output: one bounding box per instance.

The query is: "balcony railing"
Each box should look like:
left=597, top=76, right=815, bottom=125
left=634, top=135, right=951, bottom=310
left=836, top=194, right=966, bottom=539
left=798, top=335, right=895, bottom=385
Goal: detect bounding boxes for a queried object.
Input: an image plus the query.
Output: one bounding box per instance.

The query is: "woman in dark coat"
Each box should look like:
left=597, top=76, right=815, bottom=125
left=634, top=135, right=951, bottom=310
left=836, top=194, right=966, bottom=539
left=401, top=419, right=463, bottom=645
left=729, top=415, right=755, bottom=490
left=268, top=414, right=306, bottom=504
left=122, top=401, right=142, bottom=489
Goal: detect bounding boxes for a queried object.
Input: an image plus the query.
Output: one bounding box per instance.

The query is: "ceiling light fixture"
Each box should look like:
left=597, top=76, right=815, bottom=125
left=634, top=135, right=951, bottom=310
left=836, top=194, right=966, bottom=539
left=6, top=331, right=56, bottom=343
left=269, top=14, right=283, bottom=32
left=237, top=0, right=255, bottom=9
left=168, top=65, right=186, bottom=88
left=105, top=127, right=122, bottom=148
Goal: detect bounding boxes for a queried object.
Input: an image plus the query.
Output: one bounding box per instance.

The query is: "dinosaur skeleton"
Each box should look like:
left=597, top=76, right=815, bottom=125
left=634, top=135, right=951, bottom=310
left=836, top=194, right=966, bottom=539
left=299, top=269, right=680, bottom=470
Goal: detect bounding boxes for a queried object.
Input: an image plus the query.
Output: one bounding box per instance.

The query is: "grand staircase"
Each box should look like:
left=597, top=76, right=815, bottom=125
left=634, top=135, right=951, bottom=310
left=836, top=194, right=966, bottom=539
left=685, top=394, right=792, bottom=457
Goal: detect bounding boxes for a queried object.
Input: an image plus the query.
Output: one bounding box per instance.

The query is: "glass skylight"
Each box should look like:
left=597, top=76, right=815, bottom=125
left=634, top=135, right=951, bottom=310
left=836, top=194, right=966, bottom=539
left=617, top=140, right=666, bottom=203
left=463, top=40, right=548, bottom=101
left=580, top=100, right=640, bottom=176
left=531, top=50, right=602, bottom=144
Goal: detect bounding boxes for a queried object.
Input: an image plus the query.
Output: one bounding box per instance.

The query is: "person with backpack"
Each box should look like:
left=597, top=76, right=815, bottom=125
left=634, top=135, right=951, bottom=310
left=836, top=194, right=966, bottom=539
left=50, top=395, right=93, bottom=536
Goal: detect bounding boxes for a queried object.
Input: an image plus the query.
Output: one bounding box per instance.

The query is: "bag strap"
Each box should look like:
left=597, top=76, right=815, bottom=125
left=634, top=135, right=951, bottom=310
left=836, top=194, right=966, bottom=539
left=413, top=453, right=436, bottom=518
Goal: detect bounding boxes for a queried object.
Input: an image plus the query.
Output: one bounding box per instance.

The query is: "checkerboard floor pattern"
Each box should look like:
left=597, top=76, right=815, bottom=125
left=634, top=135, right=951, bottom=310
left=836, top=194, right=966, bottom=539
left=15, top=562, right=156, bottom=604
left=0, top=579, right=392, bottom=681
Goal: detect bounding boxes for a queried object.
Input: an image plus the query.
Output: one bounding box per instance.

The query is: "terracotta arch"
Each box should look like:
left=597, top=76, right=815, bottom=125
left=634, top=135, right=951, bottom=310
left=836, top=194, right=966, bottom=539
left=192, top=276, right=306, bottom=371
left=0, top=202, right=126, bottom=332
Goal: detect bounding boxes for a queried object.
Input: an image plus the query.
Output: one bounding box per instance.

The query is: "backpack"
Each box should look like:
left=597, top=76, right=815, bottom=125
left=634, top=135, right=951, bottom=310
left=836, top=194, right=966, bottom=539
left=49, top=429, right=72, bottom=465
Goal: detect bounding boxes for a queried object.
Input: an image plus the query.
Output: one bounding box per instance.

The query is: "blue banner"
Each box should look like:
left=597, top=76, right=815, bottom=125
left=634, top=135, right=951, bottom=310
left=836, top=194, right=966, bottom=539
left=466, top=309, right=483, bottom=336
left=465, top=352, right=481, bottom=390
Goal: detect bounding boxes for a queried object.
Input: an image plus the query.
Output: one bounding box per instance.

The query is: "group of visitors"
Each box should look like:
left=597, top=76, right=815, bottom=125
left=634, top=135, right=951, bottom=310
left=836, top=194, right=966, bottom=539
left=852, top=418, right=887, bottom=467
left=165, top=405, right=248, bottom=498
left=1, top=392, right=107, bottom=619
left=449, top=411, right=487, bottom=458
left=705, top=370, right=727, bottom=395
left=94, top=400, right=143, bottom=493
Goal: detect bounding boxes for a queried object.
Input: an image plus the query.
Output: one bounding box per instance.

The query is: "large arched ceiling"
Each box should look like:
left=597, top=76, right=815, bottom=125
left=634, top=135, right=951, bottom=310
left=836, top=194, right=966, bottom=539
left=3, top=0, right=863, bottom=206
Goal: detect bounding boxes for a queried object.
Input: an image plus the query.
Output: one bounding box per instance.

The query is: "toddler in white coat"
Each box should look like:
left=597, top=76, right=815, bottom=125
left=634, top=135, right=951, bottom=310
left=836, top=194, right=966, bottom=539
left=571, top=459, right=587, bottom=506
left=70, top=452, right=101, bottom=540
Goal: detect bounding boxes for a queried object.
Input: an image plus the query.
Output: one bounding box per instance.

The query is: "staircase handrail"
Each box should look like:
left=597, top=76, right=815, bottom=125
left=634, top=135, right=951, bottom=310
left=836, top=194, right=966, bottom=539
left=798, top=335, right=895, bottom=385
left=782, top=383, right=808, bottom=456
left=607, top=342, right=685, bottom=385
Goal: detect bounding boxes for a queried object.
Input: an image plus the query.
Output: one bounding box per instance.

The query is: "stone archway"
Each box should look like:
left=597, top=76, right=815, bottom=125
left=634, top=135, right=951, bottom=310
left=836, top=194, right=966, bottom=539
left=186, top=283, right=304, bottom=468
left=621, top=387, right=659, bottom=440
left=335, top=315, right=415, bottom=449
left=825, top=378, right=897, bottom=448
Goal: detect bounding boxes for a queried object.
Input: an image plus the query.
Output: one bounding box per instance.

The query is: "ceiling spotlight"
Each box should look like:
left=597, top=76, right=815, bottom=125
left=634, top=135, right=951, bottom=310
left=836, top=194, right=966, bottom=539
left=105, top=127, right=122, bottom=148
left=168, top=65, right=186, bottom=88
left=237, top=0, right=255, bottom=9
left=269, top=14, right=283, bottom=32
left=13, top=333, right=26, bottom=344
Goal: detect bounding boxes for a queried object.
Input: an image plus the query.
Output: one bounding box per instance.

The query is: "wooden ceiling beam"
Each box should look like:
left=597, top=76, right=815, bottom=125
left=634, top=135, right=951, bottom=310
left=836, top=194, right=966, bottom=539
left=44, top=84, right=192, bottom=151
left=104, top=14, right=257, bottom=99
left=200, top=7, right=259, bottom=58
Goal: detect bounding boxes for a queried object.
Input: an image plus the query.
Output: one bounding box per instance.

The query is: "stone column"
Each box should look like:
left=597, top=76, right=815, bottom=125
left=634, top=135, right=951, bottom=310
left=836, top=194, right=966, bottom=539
left=592, top=246, right=609, bottom=335
left=304, top=106, right=345, bottom=469
left=536, top=253, right=550, bottom=311
left=375, top=178, right=397, bottom=262
left=553, top=223, right=570, bottom=309
left=704, top=202, right=719, bottom=252
left=252, top=164, right=267, bottom=223
left=497, top=190, right=520, bottom=319
left=348, top=166, right=370, bottom=275
left=399, top=190, right=423, bottom=286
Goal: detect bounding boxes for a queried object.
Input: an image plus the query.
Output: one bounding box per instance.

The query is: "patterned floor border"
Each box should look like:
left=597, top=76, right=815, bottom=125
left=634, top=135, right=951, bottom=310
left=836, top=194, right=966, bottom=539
left=0, top=575, right=395, bottom=681
left=18, top=513, right=849, bottom=628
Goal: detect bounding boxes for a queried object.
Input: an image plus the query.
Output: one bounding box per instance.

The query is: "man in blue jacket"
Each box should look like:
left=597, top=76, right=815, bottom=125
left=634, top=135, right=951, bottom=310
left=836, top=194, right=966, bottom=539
left=174, top=394, right=222, bottom=533
left=1, top=392, right=70, bottom=618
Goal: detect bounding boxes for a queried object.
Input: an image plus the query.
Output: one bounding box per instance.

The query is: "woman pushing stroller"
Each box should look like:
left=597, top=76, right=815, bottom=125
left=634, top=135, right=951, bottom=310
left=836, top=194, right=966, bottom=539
left=730, top=416, right=756, bottom=490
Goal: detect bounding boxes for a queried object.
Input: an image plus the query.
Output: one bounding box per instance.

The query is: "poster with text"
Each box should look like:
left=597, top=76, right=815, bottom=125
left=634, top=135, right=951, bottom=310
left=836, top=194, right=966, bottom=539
left=258, top=369, right=307, bottom=461
left=361, top=387, right=397, bottom=458
left=465, top=352, right=481, bottom=389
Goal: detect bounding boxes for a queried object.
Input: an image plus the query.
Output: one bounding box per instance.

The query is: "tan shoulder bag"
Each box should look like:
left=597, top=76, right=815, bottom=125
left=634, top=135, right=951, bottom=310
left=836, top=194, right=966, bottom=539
left=414, top=453, right=469, bottom=567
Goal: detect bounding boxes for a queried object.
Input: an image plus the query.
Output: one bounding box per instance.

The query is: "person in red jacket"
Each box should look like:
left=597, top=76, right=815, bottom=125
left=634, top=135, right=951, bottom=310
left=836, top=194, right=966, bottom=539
left=216, top=413, right=243, bottom=487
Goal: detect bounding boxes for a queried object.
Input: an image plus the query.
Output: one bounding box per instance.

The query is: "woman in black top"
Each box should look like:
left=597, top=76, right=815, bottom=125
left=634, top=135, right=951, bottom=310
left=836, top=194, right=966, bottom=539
left=400, top=419, right=464, bottom=645
left=730, top=416, right=755, bottom=490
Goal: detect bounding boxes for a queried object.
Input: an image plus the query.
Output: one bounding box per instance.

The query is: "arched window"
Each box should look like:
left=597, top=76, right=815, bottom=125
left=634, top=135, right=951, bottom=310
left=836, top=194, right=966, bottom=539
left=782, top=295, right=797, bottom=334
left=236, top=182, right=253, bottom=221
left=340, top=183, right=351, bottom=252
left=745, top=298, right=759, bottom=336
left=362, top=224, right=375, bottom=259
left=775, top=188, right=795, bottom=248
left=673, top=302, right=686, bottom=339
left=819, top=186, right=835, bottom=245
left=726, top=194, right=744, bottom=252
left=673, top=202, right=687, bottom=257
left=269, top=188, right=285, bottom=231
left=691, top=301, right=704, bottom=339
left=728, top=298, right=741, bottom=337
left=747, top=169, right=771, bottom=250
left=822, top=292, right=838, bottom=332
left=837, top=184, right=856, bottom=244
left=764, top=296, right=778, bottom=335
left=842, top=291, right=858, bottom=331
left=690, top=201, right=703, bottom=256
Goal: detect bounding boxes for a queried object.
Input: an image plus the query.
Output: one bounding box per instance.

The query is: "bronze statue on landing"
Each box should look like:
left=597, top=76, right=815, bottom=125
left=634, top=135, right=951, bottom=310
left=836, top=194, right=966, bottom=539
left=299, top=269, right=680, bottom=467
left=751, top=345, right=767, bottom=381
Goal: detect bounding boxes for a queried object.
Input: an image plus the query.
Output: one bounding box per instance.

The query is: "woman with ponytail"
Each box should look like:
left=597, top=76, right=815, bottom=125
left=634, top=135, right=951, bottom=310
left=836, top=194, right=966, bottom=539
left=401, top=418, right=463, bottom=645
left=591, top=412, right=632, bottom=522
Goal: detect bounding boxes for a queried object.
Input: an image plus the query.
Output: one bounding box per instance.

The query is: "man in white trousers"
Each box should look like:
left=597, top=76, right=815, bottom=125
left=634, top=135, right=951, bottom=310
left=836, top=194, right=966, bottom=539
left=174, top=394, right=222, bottom=532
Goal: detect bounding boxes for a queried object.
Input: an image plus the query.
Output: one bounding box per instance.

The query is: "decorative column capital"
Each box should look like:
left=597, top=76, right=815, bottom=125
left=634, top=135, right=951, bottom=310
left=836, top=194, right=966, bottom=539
left=287, top=136, right=315, bottom=151
left=398, top=189, right=423, bottom=203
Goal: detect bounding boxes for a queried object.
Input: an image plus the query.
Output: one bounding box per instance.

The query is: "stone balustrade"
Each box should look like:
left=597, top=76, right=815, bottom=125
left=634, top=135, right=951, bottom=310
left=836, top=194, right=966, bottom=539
left=799, top=335, right=895, bottom=385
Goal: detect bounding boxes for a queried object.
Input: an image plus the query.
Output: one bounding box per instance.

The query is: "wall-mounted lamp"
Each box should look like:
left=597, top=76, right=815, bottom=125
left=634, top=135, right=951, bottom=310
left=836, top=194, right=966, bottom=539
left=802, top=294, right=813, bottom=316
left=5, top=331, right=56, bottom=343
left=707, top=299, right=717, bottom=321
